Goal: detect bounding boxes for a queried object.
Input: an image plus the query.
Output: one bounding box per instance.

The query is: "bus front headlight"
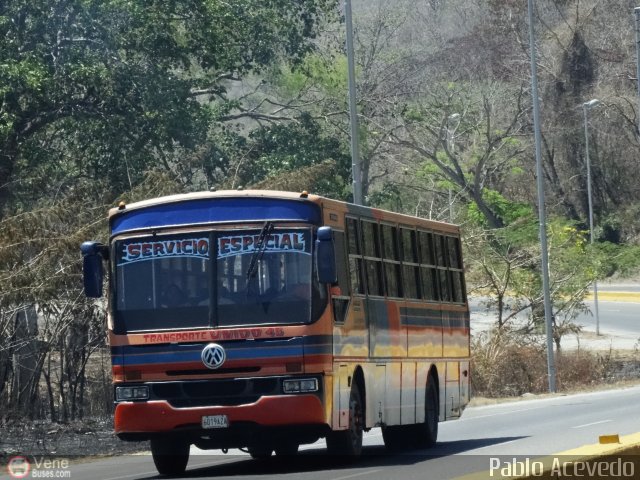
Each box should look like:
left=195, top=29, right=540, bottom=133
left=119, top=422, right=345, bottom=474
left=115, top=385, right=149, bottom=401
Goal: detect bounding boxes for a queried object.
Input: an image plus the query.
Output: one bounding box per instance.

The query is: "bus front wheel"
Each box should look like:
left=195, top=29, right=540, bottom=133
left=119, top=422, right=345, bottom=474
left=150, top=437, right=190, bottom=476
left=326, top=384, right=364, bottom=457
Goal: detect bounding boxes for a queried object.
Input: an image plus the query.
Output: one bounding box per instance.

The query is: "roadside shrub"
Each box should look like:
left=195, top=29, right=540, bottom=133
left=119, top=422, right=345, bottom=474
left=471, top=330, right=610, bottom=397
left=554, top=350, right=603, bottom=390
left=471, top=330, right=547, bottom=396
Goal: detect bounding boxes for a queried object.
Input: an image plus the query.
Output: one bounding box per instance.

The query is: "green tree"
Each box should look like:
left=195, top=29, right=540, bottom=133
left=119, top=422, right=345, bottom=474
left=0, top=171, right=183, bottom=420
left=0, top=0, right=340, bottom=420
left=389, top=82, right=529, bottom=228
left=0, top=0, right=338, bottom=211
left=465, top=202, right=599, bottom=350
left=243, top=113, right=351, bottom=198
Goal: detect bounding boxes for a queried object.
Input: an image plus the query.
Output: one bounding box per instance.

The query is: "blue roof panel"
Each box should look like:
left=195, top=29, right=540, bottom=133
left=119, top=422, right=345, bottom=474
left=110, top=197, right=321, bottom=235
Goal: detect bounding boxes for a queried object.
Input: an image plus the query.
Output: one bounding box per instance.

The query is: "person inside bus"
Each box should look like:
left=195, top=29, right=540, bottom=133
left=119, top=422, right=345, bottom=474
left=161, top=284, right=187, bottom=307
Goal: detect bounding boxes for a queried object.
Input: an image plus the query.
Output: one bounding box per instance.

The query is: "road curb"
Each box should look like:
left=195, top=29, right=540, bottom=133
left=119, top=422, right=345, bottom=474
left=453, top=432, right=640, bottom=479
left=587, top=291, right=640, bottom=302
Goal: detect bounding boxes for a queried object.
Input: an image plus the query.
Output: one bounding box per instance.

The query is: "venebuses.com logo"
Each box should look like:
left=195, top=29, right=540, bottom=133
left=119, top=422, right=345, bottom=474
left=6, top=457, right=30, bottom=479
left=6, top=456, right=71, bottom=478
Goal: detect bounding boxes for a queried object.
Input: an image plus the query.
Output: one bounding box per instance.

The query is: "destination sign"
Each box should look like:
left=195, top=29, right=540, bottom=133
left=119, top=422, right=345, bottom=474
left=119, top=237, right=209, bottom=264
left=217, top=232, right=308, bottom=258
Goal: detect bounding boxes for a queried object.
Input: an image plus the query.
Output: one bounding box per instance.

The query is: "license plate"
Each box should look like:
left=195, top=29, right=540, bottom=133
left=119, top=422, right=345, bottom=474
left=201, top=414, right=229, bottom=429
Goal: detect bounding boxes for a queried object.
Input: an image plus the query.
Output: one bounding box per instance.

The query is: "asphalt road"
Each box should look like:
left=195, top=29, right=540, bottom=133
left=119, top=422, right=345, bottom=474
left=5, top=386, right=640, bottom=480
left=575, top=299, right=639, bottom=336
left=470, top=292, right=639, bottom=339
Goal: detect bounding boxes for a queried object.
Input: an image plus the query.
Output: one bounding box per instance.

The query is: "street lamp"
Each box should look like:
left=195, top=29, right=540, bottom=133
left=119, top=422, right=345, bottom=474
left=582, top=98, right=601, bottom=336
left=447, top=113, right=460, bottom=152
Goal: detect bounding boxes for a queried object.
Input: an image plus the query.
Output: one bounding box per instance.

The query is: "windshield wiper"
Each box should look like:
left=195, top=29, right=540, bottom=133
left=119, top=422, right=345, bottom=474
left=246, top=222, right=274, bottom=280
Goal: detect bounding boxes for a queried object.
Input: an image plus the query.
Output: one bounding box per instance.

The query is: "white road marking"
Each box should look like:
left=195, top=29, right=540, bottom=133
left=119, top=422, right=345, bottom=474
left=571, top=419, right=612, bottom=429
left=469, top=438, right=519, bottom=451
left=461, top=405, right=549, bottom=420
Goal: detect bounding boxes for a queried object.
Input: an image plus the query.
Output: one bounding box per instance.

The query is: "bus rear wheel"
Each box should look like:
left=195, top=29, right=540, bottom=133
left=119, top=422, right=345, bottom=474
left=414, top=377, right=439, bottom=448
left=326, top=383, right=364, bottom=457
left=150, top=437, right=190, bottom=476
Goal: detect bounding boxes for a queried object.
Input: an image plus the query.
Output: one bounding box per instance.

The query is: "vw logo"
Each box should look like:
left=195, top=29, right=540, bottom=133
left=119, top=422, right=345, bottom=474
left=201, top=343, right=226, bottom=369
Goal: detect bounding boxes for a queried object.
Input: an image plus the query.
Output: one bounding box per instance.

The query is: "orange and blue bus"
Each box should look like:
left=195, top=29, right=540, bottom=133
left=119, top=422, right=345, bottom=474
left=81, top=190, right=470, bottom=475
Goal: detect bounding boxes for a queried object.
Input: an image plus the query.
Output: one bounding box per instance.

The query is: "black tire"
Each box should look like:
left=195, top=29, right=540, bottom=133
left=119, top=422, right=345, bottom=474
left=414, top=376, right=439, bottom=447
left=248, top=444, right=273, bottom=460
left=326, top=383, right=364, bottom=457
left=150, top=437, right=190, bottom=476
left=274, top=442, right=299, bottom=456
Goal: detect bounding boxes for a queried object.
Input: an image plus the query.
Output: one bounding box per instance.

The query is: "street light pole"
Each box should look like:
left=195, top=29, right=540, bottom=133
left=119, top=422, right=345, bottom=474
left=634, top=8, right=640, bottom=137
left=527, top=0, right=556, bottom=393
left=582, top=98, right=601, bottom=336
left=345, top=0, right=363, bottom=205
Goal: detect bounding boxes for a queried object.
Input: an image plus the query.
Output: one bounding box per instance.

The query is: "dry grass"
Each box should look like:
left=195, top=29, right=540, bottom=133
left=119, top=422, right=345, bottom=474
left=471, top=330, right=640, bottom=398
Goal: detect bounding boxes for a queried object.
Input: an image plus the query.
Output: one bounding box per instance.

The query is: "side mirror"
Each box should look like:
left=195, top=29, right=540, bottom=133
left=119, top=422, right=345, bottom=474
left=315, top=226, right=337, bottom=284
left=81, top=241, right=108, bottom=298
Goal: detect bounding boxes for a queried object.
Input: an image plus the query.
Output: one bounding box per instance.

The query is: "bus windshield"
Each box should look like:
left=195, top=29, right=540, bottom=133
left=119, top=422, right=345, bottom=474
left=113, top=228, right=324, bottom=332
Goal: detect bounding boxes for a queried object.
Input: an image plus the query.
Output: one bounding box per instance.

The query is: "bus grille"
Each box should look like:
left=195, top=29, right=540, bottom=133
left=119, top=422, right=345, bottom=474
left=149, top=378, right=280, bottom=408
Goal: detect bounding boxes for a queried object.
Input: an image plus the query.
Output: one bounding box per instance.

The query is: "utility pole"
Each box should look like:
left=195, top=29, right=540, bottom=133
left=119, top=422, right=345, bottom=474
left=583, top=99, right=601, bottom=336
left=527, top=0, right=556, bottom=393
left=635, top=8, right=640, bottom=137
left=345, top=0, right=363, bottom=205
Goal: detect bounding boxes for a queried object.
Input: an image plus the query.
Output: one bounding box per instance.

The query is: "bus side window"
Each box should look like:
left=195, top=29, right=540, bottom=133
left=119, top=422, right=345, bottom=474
left=361, top=220, right=383, bottom=297
left=418, top=230, right=439, bottom=301
left=381, top=223, right=402, bottom=298
left=346, top=217, right=365, bottom=295
left=448, top=236, right=466, bottom=303
left=400, top=227, right=421, bottom=300
left=332, top=229, right=352, bottom=323
left=333, top=230, right=350, bottom=294
left=435, top=235, right=453, bottom=302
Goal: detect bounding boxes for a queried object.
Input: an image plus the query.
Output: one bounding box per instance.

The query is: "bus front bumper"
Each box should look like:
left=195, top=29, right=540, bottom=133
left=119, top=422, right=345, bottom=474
left=114, top=394, right=326, bottom=434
